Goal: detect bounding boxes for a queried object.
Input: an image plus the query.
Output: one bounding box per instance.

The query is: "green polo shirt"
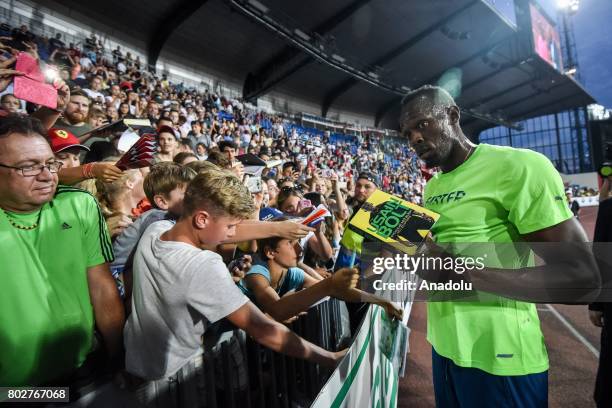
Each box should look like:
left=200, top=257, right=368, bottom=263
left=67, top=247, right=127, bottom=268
left=0, top=185, right=113, bottom=386
left=423, top=143, right=572, bottom=376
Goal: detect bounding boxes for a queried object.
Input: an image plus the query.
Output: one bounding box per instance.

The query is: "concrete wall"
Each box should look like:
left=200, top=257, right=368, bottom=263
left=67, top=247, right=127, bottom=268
left=560, top=171, right=600, bottom=189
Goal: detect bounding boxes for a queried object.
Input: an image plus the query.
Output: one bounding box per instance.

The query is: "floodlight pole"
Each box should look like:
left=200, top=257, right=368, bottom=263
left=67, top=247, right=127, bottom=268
left=558, top=4, right=589, bottom=172
left=558, top=6, right=580, bottom=82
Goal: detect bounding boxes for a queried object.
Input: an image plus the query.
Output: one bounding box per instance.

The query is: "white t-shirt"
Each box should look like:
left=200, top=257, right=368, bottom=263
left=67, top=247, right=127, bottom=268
left=79, top=57, right=93, bottom=71
left=83, top=88, right=105, bottom=102
left=124, top=221, right=248, bottom=380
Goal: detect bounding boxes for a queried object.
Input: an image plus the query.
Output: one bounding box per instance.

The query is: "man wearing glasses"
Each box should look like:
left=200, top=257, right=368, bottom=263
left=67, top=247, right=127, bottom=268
left=0, top=114, right=125, bottom=388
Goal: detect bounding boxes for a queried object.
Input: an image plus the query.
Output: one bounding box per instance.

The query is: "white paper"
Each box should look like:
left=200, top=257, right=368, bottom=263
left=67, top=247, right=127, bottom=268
left=117, top=129, right=140, bottom=153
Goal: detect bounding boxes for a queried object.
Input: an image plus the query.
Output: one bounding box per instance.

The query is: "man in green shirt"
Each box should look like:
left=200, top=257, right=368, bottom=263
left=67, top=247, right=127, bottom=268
left=0, top=115, right=124, bottom=386
left=399, top=85, right=599, bottom=407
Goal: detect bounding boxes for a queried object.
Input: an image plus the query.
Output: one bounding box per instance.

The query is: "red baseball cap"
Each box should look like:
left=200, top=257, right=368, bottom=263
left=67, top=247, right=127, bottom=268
left=48, top=128, right=90, bottom=153
left=119, top=81, right=133, bottom=90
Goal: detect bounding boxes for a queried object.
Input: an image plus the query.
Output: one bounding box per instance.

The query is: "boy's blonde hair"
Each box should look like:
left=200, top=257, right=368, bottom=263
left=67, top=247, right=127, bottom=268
left=144, top=162, right=197, bottom=208
left=185, top=160, right=219, bottom=174
left=96, top=169, right=141, bottom=217
left=183, top=167, right=255, bottom=219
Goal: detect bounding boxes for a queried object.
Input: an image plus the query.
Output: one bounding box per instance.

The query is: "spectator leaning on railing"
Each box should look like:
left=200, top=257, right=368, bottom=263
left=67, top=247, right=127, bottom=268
left=124, top=167, right=350, bottom=404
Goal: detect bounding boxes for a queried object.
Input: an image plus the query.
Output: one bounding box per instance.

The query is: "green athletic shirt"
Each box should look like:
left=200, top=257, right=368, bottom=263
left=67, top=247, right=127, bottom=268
left=423, top=143, right=572, bottom=376
left=0, top=185, right=113, bottom=386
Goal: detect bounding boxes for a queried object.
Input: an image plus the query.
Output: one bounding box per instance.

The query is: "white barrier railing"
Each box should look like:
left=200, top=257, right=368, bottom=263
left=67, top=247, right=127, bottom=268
left=572, top=196, right=599, bottom=207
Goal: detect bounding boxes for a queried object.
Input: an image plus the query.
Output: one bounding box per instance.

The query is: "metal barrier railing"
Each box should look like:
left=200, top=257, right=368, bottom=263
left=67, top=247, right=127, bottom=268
left=198, top=298, right=348, bottom=408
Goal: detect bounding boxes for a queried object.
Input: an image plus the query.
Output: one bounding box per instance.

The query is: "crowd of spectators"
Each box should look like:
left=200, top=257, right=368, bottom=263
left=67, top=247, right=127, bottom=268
left=0, top=22, right=426, bottom=199
left=0, top=21, right=411, bottom=403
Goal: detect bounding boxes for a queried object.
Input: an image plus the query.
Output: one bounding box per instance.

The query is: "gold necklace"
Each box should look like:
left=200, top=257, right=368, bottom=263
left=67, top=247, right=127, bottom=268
left=2, top=209, right=42, bottom=230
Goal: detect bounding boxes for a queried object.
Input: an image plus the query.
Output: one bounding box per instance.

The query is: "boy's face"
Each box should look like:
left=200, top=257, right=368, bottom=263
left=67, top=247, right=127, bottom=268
left=223, top=146, right=236, bottom=161
left=282, top=165, right=294, bottom=177
left=280, top=194, right=301, bottom=215
left=201, top=215, right=241, bottom=246
left=355, top=179, right=376, bottom=203
left=158, top=132, right=177, bottom=154
left=54, top=148, right=81, bottom=169
left=162, top=184, right=187, bottom=215
left=269, top=239, right=302, bottom=268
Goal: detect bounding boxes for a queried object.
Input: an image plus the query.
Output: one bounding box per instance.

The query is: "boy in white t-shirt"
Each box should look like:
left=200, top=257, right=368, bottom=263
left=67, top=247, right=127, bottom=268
left=125, top=166, right=351, bottom=405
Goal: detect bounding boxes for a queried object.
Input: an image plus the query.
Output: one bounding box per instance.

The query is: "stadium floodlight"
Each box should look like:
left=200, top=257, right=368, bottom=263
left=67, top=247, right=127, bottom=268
left=331, top=54, right=345, bottom=63
left=557, top=0, right=579, bottom=12
left=565, top=67, right=577, bottom=75
left=248, top=0, right=269, bottom=14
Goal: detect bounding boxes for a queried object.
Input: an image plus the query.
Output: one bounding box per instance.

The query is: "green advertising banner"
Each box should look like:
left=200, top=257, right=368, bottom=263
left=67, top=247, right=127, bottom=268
left=311, top=304, right=410, bottom=408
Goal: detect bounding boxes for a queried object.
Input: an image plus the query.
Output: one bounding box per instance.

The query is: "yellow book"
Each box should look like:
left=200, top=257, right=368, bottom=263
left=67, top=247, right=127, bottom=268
left=349, top=190, right=439, bottom=254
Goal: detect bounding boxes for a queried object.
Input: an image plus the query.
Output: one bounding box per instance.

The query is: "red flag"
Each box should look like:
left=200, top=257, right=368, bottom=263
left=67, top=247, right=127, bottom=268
left=116, top=134, right=157, bottom=170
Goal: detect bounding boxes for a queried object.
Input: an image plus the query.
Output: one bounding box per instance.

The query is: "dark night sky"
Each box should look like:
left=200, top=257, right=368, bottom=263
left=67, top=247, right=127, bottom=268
left=572, top=1, right=612, bottom=107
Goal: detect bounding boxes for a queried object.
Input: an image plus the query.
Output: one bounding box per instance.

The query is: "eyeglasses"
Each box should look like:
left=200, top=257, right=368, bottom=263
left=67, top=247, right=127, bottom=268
left=0, top=161, right=63, bottom=177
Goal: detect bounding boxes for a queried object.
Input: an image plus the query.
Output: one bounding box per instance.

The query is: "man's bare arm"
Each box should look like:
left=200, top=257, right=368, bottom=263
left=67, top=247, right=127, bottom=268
left=468, top=218, right=600, bottom=302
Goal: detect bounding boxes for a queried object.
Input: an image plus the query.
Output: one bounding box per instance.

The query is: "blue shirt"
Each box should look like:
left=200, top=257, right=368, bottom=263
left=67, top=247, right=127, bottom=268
left=238, top=263, right=305, bottom=303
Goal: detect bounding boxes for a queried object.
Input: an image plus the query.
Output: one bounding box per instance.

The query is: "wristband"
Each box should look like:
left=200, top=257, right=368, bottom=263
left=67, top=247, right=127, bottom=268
left=82, top=163, right=95, bottom=179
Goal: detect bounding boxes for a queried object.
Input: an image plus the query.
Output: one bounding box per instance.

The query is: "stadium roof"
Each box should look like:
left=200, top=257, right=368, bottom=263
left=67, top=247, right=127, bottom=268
left=44, top=0, right=595, bottom=135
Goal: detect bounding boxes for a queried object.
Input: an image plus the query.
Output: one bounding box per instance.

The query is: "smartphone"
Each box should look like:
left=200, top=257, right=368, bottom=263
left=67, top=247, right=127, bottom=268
left=322, top=169, right=332, bottom=178
left=298, top=199, right=312, bottom=209
left=246, top=176, right=263, bottom=194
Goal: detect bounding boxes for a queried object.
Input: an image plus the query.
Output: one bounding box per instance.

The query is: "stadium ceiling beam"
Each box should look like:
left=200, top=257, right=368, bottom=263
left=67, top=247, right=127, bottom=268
left=460, top=109, right=521, bottom=130
left=242, top=0, right=374, bottom=102
left=459, top=60, right=523, bottom=94
left=501, top=90, right=578, bottom=120
left=321, top=0, right=479, bottom=117
left=372, top=34, right=515, bottom=127
left=462, top=94, right=581, bottom=138
left=417, top=35, right=516, bottom=92
left=464, top=77, right=533, bottom=108
left=147, top=0, right=209, bottom=69
left=462, top=80, right=569, bottom=128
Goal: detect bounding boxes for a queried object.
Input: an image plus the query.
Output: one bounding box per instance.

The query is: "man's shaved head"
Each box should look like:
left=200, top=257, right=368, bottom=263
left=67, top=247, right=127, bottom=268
left=400, top=85, right=457, bottom=124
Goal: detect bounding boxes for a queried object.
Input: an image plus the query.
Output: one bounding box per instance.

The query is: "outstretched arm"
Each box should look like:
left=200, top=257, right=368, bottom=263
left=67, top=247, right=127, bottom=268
left=245, top=268, right=358, bottom=322
left=226, top=301, right=345, bottom=367
left=221, top=220, right=314, bottom=243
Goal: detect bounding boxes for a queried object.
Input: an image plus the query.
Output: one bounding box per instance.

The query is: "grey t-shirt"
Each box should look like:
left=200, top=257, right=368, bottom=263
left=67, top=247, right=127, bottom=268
left=112, top=209, right=167, bottom=268
left=124, top=221, right=248, bottom=380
